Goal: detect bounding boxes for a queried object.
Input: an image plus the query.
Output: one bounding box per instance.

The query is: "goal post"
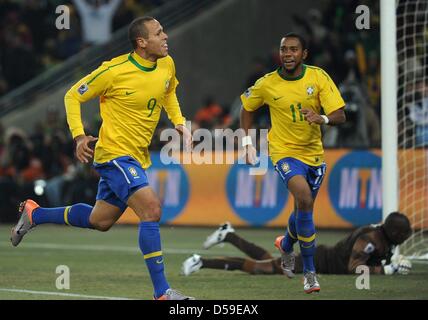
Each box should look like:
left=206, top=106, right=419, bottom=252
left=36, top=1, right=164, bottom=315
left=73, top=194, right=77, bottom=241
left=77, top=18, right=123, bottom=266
left=384, top=0, right=428, bottom=260
left=381, top=0, right=398, bottom=219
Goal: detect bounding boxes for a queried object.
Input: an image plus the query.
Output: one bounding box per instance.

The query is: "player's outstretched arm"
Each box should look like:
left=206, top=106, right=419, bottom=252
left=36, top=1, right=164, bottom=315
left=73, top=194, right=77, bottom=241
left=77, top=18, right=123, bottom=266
left=240, top=106, right=258, bottom=165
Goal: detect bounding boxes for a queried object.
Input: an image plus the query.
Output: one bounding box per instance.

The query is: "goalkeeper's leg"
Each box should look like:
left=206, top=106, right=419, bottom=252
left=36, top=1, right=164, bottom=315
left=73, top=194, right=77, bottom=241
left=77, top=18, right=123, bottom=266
left=201, top=257, right=281, bottom=275
left=224, top=232, right=273, bottom=260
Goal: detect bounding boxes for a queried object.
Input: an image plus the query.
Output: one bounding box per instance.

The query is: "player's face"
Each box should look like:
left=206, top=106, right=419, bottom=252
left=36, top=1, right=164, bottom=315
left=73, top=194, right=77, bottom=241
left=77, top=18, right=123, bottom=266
left=279, top=37, right=308, bottom=73
left=140, top=19, right=169, bottom=60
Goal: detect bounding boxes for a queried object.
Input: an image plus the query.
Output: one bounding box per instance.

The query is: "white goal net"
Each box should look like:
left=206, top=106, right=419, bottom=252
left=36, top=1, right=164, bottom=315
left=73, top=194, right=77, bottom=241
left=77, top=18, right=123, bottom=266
left=396, top=0, right=428, bottom=260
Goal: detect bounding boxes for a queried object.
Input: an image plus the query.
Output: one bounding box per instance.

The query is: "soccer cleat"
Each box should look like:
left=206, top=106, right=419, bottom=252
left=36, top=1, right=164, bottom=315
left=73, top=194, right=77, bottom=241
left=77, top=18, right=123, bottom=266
left=181, top=254, right=203, bottom=276
left=303, top=271, right=321, bottom=294
left=274, top=236, right=296, bottom=278
left=10, top=200, right=39, bottom=247
left=155, top=288, right=195, bottom=300
left=203, top=222, right=235, bottom=249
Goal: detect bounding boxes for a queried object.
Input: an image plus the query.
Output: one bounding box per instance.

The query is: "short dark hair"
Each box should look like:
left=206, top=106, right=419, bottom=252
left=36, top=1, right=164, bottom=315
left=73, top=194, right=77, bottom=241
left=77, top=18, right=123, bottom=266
left=383, top=211, right=412, bottom=245
left=128, top=16, right=155, bottom=49
left=283, top=32, right=307, bottom=50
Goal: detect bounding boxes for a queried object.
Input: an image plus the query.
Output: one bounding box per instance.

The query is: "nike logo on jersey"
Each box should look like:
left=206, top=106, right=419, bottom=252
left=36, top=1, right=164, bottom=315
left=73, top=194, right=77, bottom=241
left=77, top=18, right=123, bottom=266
left=125, top=91, right=136, bottom=95
left=273, top=96, right=283, bottom=101
left=156, top=258, right=164, bottom=264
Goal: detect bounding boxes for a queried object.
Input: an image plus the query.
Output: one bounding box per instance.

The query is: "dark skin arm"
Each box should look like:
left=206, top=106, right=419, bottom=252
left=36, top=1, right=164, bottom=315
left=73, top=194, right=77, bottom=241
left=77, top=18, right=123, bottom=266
left=240, top=107, right=258, bottom=165
left=348, top=237, right=384, bottom=275
left=240, top=107, right=255, bottom=134
left=301, top=107, right=346, bottom=125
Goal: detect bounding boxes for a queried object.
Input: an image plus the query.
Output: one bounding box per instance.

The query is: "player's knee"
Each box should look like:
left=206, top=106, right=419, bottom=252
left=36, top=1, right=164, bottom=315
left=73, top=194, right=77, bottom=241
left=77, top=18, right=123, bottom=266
left=92, top=221, right=113, bottom=232
left=141, top=200, right=162, bottom=222
left=97, top=225, right=112, bottom=232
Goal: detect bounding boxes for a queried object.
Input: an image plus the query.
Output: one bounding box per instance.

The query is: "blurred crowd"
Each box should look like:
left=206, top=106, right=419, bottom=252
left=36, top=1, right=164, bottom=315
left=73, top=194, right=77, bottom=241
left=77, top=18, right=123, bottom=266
left=0, top=0, right=164, bottom=96
left=0, top=110, right=93, bottom=221
left=396, top=0, right=428, bottom=148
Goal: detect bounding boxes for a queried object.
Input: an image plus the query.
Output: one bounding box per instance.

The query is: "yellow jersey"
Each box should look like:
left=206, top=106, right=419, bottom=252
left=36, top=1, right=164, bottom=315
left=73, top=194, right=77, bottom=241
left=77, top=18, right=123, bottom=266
left=240, top=65, right=345, bottom=166
left=65, top=52, right=186, bottom=169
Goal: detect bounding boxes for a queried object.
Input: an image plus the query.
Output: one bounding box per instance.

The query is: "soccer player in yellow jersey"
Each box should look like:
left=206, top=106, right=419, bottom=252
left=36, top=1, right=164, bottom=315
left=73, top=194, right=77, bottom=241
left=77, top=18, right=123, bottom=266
left=11, top=17, right=193, bottom=300
left=240, top=33, right=346, bottom=294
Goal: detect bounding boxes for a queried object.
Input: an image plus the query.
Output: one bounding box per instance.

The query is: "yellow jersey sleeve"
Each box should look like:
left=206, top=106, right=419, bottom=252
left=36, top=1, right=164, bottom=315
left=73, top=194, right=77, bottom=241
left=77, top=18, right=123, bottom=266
left=64, top=61, right=114, bottom=138
left=163, top=58, right=186, bottom=126
left=318, top=69, right=345, bottom=115
left=240, top=77, right=265, bottom=111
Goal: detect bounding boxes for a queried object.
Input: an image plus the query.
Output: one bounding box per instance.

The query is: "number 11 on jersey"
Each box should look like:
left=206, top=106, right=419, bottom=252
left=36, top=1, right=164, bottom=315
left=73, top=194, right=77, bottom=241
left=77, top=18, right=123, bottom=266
left=290, top=103, right=303, bottom=122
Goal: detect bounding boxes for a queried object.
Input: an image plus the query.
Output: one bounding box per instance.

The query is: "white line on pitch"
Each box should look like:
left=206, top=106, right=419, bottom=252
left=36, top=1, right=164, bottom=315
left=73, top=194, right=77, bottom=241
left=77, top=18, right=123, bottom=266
left=0, top=242, right=253, bottom=256
left=0, top=288, right=134, bottom=300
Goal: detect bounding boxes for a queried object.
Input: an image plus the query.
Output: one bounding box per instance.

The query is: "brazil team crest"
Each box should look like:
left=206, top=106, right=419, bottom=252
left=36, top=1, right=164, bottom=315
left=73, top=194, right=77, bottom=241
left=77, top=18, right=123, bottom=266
left=281, top=162, right=291, bottom=174
left=128, top=166, right=139, bottom=178
left=306, top=84, right=315, bottom=96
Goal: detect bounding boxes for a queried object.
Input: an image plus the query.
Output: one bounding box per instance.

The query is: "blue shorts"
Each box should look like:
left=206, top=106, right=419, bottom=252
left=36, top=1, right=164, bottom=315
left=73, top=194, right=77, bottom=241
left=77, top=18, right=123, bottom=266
left=274, top=157, right=326, bottom=199
left=93, top=156, right=149, bottom=212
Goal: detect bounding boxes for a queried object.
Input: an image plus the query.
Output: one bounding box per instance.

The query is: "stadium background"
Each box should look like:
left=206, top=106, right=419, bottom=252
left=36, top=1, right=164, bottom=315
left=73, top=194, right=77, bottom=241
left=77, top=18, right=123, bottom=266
left=0, top=0, right=389, bottom=229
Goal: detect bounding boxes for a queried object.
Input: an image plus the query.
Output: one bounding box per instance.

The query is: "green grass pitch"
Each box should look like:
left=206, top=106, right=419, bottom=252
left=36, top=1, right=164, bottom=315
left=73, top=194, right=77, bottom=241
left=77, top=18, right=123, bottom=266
left=1, top=224, right=427, bottom=300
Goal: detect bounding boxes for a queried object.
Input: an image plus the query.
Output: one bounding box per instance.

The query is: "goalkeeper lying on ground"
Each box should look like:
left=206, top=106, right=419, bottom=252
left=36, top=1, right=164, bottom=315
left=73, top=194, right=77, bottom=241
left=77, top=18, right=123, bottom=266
left=181, top=212, right=412, bottom=276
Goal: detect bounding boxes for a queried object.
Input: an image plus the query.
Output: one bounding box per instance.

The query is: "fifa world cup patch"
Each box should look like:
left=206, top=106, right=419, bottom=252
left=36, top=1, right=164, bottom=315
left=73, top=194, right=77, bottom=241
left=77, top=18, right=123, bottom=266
left=281, top=162, right=291, bottom=174
left=165, top=79, right=170, bottom=92
left=78, top=83, right=89, bottom=95
left=243, top=88, right=252, bottom=98
left=128, top=166, right=140, bottom=179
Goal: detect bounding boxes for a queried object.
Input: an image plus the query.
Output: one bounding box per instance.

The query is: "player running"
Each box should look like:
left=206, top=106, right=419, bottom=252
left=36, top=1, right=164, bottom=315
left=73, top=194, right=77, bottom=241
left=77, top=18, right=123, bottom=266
left=11, top=16, right=193, bottom=300
left=239, top=33, right=346, bottom=293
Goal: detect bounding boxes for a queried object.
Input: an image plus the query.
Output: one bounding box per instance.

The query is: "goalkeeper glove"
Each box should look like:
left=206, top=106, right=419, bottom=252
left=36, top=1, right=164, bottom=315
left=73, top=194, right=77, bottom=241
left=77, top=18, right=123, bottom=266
left=384, top=258, right=412, bottom=275
left=397, top=258, right=412, bottom=275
